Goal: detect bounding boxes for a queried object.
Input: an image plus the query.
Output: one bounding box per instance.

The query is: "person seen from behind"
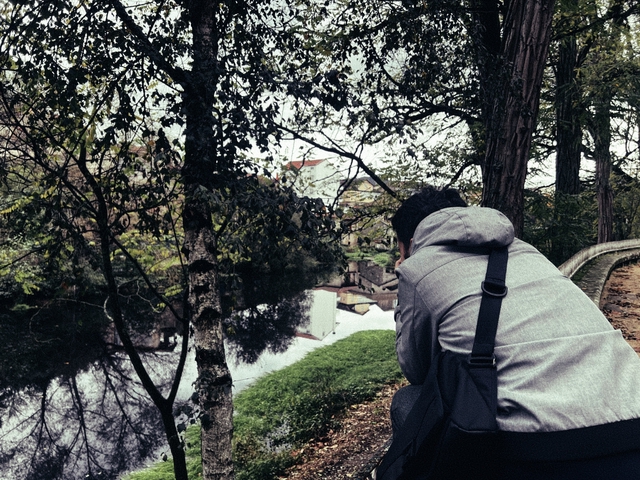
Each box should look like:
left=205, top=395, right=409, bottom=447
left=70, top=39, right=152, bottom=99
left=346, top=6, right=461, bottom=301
left=390, top=185, right=640, bottom=479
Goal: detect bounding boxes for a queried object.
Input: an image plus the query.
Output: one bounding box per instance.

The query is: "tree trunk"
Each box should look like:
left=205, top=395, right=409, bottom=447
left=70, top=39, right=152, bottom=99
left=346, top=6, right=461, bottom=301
left=182, top=196, right=233, bottom=480
left=183, top=2, right=235, bottom=479
left=591, top=93, right=614, bottom=244
left=555, top=32, right=582, bottom=195
left=478, top=0, right=556, bottom=237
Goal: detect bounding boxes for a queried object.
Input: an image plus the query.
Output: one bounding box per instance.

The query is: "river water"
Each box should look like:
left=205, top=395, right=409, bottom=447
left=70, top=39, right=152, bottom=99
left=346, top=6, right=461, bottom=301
left=1, top=302, right=394, bottom=480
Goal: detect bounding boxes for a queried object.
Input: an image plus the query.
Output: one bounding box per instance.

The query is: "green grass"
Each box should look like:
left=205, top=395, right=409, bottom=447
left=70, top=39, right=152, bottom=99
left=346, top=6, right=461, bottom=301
left=344, top=250, right=370, bottom=261
left=123, top=427, right=202, bottom=480
left=372, top=252, right=393, bottom=267
left=344, top=247, right=396, bottom=268
left=123, top=330, right=402, bottom=480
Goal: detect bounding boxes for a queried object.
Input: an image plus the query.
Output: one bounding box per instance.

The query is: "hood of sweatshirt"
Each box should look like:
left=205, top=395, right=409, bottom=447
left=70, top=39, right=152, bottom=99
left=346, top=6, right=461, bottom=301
left=410, top=206, right=515, bottom=254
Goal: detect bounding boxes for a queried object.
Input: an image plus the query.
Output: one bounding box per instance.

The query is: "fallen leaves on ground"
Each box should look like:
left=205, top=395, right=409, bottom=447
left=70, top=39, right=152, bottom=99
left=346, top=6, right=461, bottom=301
left=601, top=263, right=640, bottom=353
left=281, top=383, right=401, bottom=480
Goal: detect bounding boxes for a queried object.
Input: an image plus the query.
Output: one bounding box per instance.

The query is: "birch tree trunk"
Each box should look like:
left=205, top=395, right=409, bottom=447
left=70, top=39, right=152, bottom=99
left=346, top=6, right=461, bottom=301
left=182, top=1, right=235, bottom=478
left=182, top=195, right=234, bottom=480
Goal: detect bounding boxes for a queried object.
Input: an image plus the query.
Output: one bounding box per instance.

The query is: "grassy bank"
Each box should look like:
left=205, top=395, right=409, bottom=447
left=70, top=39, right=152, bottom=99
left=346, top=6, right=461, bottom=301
left=123, top=329, right=402, bottom=480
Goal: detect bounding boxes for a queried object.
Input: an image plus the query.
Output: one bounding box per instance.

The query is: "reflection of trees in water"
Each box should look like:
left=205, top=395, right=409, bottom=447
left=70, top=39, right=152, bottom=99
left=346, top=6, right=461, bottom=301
left=0, top=196, right=333, bottom=478
left=225, top=291, right=311, bottom=364
left=0, top=291, right=316, bottom=479
left=1, top=352, right=173, bottom=480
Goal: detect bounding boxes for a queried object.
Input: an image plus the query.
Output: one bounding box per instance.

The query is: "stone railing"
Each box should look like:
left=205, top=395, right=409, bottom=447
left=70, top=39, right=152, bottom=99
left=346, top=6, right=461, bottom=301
left=558, top=239, right=640, bottom=278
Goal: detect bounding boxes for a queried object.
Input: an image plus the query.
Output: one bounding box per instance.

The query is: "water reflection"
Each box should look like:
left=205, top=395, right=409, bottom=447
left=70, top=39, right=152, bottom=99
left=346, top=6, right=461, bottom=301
left=0, top=292, right=316, bottom=480
left=224, top=291, right=313, bottom=364
left=0, top=277, right=395, bottom=479
left=1, top=352, right=171, bottom=480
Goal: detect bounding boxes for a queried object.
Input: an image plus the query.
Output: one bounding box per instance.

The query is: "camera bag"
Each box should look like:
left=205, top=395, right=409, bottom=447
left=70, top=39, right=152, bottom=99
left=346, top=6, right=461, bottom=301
left=376, top=246, right=508, bottom=480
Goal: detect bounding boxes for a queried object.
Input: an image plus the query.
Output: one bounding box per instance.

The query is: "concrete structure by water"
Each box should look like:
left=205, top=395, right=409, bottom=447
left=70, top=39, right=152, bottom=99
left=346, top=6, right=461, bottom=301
left=297, top=289, right=337, bottom=340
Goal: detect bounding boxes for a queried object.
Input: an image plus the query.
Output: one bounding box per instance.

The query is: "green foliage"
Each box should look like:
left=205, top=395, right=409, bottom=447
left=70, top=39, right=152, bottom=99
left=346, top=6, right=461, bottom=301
left=372, top=252, right=393, bottom=267
left=0, top=240, right=45, bottom=297
left=216, top=176, right=342, bottom=315
left=523, top=189, right=597, bottom=266
left=282, top=0, right=484, bottom=178
left=344, top=248, right=395, bottom=267
left=0, top=0, right=347, bottom=478
left=524, top=167, right=640, bottom=267
left=203, top=175, right=344, bottom=361
left=375, top=140, right=483, bottom=192
left=344, top=249, right=369, bottom=261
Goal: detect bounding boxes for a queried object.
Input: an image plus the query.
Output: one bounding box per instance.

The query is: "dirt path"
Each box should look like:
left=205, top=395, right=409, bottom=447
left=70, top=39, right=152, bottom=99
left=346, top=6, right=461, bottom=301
left=600, top=261, right=640, bottom=353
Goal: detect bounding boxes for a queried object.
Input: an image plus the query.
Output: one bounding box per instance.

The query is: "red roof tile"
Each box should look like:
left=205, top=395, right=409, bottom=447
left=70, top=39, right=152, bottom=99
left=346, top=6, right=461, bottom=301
left=286, top=159, right=326, bottom=169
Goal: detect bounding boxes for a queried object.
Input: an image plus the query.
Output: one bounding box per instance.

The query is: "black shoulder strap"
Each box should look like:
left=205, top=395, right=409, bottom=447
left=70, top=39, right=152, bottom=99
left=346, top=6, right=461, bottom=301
left=376, top=247, right=509, bottom=479
left=470, top=246, right=508, bottom=364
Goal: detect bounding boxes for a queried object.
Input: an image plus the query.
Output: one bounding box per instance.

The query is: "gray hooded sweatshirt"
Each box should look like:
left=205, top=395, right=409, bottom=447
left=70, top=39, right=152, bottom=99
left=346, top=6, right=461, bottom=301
left=395, top=206, right=640, bottom=433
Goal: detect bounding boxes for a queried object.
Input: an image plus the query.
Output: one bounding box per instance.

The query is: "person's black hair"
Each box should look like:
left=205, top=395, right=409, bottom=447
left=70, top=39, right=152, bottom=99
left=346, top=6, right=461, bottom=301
left=391, top=186, right=467, bottom=245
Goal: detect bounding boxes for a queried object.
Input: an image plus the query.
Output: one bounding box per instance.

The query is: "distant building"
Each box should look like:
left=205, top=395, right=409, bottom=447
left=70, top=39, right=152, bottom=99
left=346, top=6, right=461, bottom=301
left=340, top=177, right=381, bottom=208
left=284, top=159, right=342, bottom=206
left=339, top=177, right=394, bottom=251
left=357, top=260, right=398, bottom=294
left=337, top=260, right=398, bottom=312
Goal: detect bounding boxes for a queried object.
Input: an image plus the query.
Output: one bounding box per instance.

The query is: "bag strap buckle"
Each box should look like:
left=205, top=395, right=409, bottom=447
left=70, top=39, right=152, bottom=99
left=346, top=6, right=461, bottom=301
left=468, top=354, right=496, bottom=367
left=481, top=280, right=508, bottom=298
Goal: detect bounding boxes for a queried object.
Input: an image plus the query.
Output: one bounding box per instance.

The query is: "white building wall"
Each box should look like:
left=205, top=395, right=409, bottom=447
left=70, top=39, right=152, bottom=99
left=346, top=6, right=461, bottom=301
left=298, top=289, right=337, bottom=340
left=291, top=160, right=341, bottom=205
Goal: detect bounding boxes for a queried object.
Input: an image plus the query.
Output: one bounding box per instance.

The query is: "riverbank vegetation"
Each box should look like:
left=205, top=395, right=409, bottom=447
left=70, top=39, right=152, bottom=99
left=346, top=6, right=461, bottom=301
left=123, top=330, right=402, bottom=480
left=0, top=186, right=341, bottom=479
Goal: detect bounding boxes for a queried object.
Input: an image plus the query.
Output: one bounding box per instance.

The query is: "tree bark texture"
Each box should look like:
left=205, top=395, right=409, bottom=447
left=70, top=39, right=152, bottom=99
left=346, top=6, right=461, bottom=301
left=182, top=197, right=234, bottom=480
left=478, top=0, right=556, bottom=237
left=555, top=33, right=582, bottom=195
left=183, top=1, right=235, bottom=479
left=591, top=94, right=614, bottom=243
